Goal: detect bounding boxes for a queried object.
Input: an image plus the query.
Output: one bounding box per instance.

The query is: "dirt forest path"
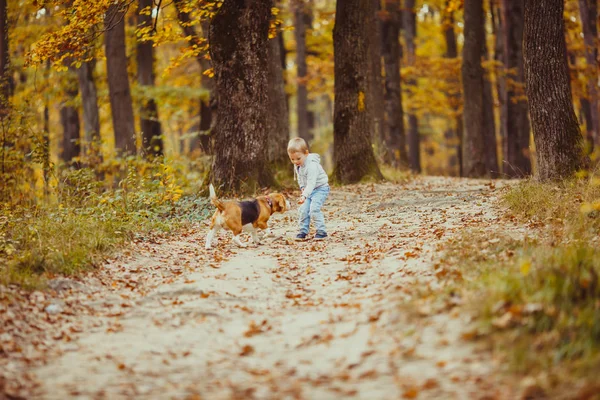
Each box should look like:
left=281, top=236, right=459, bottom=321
left=3, top=177, right=524, bottom=399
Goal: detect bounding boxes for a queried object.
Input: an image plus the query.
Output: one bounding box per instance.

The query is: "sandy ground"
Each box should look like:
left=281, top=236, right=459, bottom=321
left=2, top=177, right=524, bottom=399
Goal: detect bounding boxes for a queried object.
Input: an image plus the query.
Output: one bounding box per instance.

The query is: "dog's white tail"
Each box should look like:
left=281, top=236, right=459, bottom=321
left=209, top=183, right=225, bottom=211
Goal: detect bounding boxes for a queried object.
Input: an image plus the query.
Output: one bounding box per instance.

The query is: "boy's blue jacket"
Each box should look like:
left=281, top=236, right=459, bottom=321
left=294, top=153, right=329, bottom=198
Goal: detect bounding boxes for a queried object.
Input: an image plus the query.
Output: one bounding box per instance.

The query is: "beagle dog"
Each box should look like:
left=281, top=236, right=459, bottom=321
left=205, top=184, right=290, bottom=249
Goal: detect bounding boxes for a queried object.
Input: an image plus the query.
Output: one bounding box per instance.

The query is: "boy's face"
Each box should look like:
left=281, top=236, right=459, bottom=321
left=288, top=150, right=308, bottom=167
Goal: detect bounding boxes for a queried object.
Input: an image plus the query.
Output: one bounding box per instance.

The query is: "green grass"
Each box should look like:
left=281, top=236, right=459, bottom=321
left=438, top=177, right=600, bottom=387
left=0, top=161, right=211, bottom=289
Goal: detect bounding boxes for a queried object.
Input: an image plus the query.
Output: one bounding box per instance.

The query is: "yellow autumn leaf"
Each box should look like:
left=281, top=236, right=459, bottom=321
left=357, top=91, right=365, bottom=111
left=520, top=259, right=531, bottom=276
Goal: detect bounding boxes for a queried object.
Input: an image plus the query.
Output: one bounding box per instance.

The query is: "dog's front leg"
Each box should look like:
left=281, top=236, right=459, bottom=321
left=205, top=228, right=217, bottom=249
left=264, top=227, right=275, bottom=237
left=232, top=234, right=247, bottom=248
left=250, top=227, right=260, bottom=246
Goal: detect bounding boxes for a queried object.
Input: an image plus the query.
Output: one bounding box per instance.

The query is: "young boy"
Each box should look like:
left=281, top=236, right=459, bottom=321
left=287, top=137, right=330, bottom=240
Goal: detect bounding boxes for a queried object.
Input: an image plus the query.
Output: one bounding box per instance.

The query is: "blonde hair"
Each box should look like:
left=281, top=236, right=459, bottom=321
left=287, top=137, right=309, bottom=153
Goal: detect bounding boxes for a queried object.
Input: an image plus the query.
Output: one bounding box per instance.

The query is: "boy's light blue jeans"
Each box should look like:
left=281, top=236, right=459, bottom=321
left=298, top=185, right=330, bottom=235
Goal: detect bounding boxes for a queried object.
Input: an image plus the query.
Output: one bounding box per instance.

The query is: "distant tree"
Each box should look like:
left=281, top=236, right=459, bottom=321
left=523, top=0, right=584, bottom=181
left=503, top=0, right=531, bottom=177
left=105, top=3, right=136, bottom=156
left=76, top=60, right=102, bottom=166
left=208, top=0, right=274, bottom=194
left=403, top=0, right=420, bottom=173
left=137, top=0, right=163, bottom=157
left=461, top=0, right=487, bottom=177
left=173, top=0, right=215, bottom=154
left=60, top=68, right=81, bottom=165
left=332, top=0, right=382, bottom=183
left=578, top=0, right=598, bottom=151
left=0, top=0, right=12, bottom=118
left=381, top=0, right=408, bottom=167
left=370, top=0, right=384, bottom=149
left=442, top=0, right=463, bottom=176
left=266, top=32, right=290, bottom=168
left=294, top=0, right=313, bottom=143
left=481, top=17, right=499, bottom=177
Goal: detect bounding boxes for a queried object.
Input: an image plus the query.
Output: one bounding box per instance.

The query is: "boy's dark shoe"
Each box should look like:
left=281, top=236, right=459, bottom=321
left=295, top=233, right=308, bottom=241
left=314, top=232, right=328, bottom=240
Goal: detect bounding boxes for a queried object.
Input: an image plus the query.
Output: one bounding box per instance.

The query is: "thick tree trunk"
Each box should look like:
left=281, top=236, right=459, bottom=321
left=461, top=0, right=487, bottom=177
left=482, top=21, right=499, bottom=177
left=403, top=0, right=420, bottom=173
left=443, top=2, right=463, bottom=176
left=381, top=0, right=408, bottom=167
left=294, top=0, right=312, bottom=143
left=267, top=34, right=290, bottom=167
left=60, top=68, right=81, bottom=165
left=137, top=0, right=163, bottom=157
left=333, top=0, right=383, bottom=183
left=524, top=0, right=584, bottom=181
left=492, top=1, right=507, bottom=164
left=579, top=0, right=598, bottom=151
left=208, top=0, right=274, bottom=194
left=105, top=4, right=136, bottom=156
left=503, top=0, right=531, bottom=177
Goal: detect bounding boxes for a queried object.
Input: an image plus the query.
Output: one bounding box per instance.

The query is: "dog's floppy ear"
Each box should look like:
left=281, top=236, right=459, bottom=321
left=277, top=194, right=286, bottom=211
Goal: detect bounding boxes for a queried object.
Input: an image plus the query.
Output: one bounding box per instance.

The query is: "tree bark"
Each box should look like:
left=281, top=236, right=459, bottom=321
left=333, top=0, right=383, bottom=183
left=482, top=15, right=499, bottom=177
left=267, top=33, right=290, bottom=167
left=370, top=0, right=385, bottom=148
left=137, top=0, right=163, bottom=157
left=381, top=0, right=408, bottom=167
left=578, top=0, right=598, bottom=151
left=0, top=0, right=12, bottom=119
left=294, top=0, right=312, bottom=143
left=76, top=60, right=102, bottom=166
left=173, top=0, right=215, bottom=154
left=523, top=0, right=584, bottom=181
left=503, top=0, right=531, bottom=177
left=403, top=0, right=420, bottom=173
left=105, top=3, right=136, bottom=156
left=442, top=1, right=463, bottom=176
left=461, top=0, right=487, bottom=177
left=208, top=0, right=274, bottom=194
left=60, top=68, right=81, bottom=165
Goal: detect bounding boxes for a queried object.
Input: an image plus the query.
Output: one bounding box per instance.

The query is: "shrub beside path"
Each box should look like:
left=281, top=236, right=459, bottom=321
left=2, top=177, right=524, bottom=399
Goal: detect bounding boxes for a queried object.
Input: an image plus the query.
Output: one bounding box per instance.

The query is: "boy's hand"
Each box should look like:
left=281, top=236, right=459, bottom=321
left=297, top=195, right=306, bottom=204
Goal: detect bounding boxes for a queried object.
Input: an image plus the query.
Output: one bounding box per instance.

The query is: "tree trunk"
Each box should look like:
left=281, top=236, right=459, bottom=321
left=442, top=1, right=463, bottom=176
left=461, top=0, right=487, bottom=177
left=173, top=1, right=215, bottom=154
left=0, top=0, right=12, bottom=119
left=137, top=0, right=163, bottom=157
left=76, top=60, right=102, bottom=166
left=523, top=0, right=584, bottom=181
left=492, top=0, right=507, bottom=162
left=105, top=3, right=136, bottom=156
left=579, top=0, right=598, bottom=151
left=60, top=68, right=81, bottom=165
left=333, top=0, right=383, bottom=183
left=381, top=0, right=408, bottom=167
left=208, top=0, right=274, bottom=194
left=482, top=16, right=499, bottom=177
left=503, top=0, right=531, bottom=177
left=403, top=0, right=420, bottom=173
left=267, top=33, right=290, bottom=167
left=370, top=0, right=385, bottom=149
left=294, top=0, right=312, bottom=143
